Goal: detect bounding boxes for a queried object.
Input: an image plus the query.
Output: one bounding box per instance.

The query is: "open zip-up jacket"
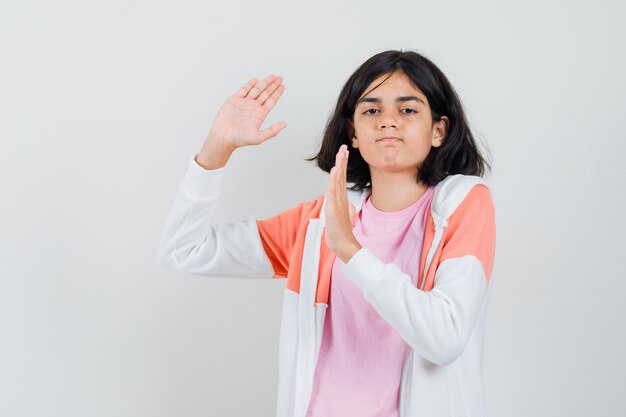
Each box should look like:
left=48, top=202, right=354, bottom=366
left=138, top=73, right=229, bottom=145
left=157, top=155, right=496, bottom=417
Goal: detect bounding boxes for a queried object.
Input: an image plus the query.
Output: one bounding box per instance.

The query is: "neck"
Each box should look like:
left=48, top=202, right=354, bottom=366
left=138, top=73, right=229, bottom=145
left=368, top=169, right=429, bottom=212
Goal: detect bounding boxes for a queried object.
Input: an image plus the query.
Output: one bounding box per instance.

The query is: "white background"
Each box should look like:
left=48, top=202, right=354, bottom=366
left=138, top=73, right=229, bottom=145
left=1, top=0, right=625, bottom=416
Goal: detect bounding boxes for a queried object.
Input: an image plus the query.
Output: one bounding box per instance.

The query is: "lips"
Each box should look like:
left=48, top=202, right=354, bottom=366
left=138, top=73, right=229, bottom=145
left=377, top=137, right=401, bottom=142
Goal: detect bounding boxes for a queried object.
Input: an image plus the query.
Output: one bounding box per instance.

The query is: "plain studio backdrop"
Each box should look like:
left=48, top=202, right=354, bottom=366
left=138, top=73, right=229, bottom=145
left=1, top=0, right=625, bottom=416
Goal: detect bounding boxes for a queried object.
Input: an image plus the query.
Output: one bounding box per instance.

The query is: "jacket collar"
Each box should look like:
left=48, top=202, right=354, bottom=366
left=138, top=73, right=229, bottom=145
left=319, top=174, right=489, bottom=225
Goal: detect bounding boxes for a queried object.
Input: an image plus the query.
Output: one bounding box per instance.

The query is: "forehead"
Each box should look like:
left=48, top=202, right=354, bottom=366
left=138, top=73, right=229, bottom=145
left=357, top=71, right=426, bottom=103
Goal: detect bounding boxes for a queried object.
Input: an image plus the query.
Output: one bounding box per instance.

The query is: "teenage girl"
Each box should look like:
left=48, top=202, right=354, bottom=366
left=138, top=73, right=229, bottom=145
left=158, top=49, right=496, bottom=417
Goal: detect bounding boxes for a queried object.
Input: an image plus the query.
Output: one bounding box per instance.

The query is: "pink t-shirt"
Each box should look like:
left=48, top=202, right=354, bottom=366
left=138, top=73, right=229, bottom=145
left=306, top=186, right=435, bottom=417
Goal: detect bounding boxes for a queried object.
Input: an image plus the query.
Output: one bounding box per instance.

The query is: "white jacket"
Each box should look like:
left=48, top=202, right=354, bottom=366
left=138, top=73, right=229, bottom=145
left=157, top=155, right=497, bottom=417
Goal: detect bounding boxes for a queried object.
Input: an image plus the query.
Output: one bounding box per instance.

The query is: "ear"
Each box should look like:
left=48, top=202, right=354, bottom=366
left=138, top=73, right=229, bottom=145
left=347, top=119, right=358, bottom=148
left=431, top=116, right=448, bottom=148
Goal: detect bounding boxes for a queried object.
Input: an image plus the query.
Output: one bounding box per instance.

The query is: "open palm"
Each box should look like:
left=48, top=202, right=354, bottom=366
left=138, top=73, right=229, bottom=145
left=210, top=75, right=287, bottom=148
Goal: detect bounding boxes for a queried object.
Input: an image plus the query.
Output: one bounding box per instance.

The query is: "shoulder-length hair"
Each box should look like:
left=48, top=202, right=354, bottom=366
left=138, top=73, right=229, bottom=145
left=305, top=49, right=491, bottom=191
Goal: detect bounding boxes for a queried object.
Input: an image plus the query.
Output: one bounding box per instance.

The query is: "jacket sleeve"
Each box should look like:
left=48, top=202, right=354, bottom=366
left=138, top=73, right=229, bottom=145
left=255, top=195, right=324, bottom=279
left=343, top=185, right=496, bottom=366
left=255, top=204, right=305, bottom=279
left=156, top=155, right=275, bottom=278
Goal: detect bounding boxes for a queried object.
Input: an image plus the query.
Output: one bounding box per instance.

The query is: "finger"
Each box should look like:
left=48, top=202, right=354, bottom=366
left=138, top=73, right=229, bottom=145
left=342, top=147, right=349, bottom=191
left=326, top=166, right=338, bottom=217
left=337, top=145, right=349, bottom=208
left=333, top=155, right=346, bottom=218
left=334, top=147, right=344, bottom=195
left=262, top=83, right=285, bottom=111
left=258, top=76, right=283, bottom=105
left=257, top=121, right=288, bottom=143
left=326, top=166, right=336, bottom=208
left=246, top=74, right=277, bottom=100
left=235, top=77, right=258, bottom=98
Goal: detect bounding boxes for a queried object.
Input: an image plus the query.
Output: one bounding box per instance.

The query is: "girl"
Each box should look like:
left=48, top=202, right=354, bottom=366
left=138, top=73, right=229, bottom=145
left=157, top=50, right=496, bottom=417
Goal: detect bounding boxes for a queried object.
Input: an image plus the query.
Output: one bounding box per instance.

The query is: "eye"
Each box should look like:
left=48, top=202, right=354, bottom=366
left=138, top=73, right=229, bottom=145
left=363, top=108, right=379, bottom=115
left=401, top=108, right=418, bottom=114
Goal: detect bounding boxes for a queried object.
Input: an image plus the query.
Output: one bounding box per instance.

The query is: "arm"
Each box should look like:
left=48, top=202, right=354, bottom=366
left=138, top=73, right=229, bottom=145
left=343, top=185, right=496, bottom=366
left=157, top=75, right=288, bottom=277
left=156, top=154, right=275, bottom=277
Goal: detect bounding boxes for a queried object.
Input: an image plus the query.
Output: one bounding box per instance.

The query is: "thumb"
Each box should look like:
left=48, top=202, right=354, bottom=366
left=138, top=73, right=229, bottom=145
left=348, top=202, right=356, bottom=227
left=258, top=121, right=287, bottom=143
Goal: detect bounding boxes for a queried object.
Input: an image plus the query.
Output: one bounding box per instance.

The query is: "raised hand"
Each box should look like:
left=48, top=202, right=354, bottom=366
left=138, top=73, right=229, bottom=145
left=210, top=74, right=287, bottom=148
left=324, top=144, right=362, bottom=263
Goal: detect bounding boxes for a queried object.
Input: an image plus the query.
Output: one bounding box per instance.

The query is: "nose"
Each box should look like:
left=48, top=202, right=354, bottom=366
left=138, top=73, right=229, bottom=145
left=377, top=110, right=398, bottom=129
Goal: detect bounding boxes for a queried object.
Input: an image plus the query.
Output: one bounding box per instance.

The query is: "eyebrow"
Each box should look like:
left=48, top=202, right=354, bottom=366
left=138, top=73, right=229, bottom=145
left=357, top=95, right=425, bottom=106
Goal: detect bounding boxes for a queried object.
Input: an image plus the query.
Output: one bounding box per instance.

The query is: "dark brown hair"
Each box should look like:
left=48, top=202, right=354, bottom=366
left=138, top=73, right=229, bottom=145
left=305, top=49, right=491, bottom=191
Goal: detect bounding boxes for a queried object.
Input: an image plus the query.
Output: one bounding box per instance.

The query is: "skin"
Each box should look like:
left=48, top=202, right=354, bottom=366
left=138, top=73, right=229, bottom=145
left=351, top=70, right=448, bottom=213
left=324, top=144, right=362, bottom=263
left=196, top=74, right=287, bottom=170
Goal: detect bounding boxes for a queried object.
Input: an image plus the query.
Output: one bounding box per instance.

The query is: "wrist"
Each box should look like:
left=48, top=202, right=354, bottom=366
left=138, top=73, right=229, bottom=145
left=195, top=132, right=238, bottom=170
left=207, top=130, right=237, bottom=151
left=336, top=240, right=362, bottom=264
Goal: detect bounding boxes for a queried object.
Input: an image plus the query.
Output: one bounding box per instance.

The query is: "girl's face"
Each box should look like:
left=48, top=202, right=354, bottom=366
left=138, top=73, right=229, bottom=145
left=351, top=70, right=446, bottom=179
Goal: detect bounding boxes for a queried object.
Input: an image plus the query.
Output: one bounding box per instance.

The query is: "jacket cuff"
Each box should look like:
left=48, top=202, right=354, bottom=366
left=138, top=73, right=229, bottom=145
left=180, top=154, right=227, bottom=199
left=343, top=247, right=386, bottom=294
